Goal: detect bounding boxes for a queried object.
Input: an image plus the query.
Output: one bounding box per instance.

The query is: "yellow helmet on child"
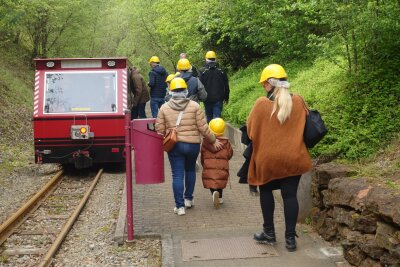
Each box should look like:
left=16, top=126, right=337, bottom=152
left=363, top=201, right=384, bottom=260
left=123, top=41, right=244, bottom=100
left=205, top=51, right=217, bottom=59
left=259, top=64, right=287, bottom=83
left=169, top=77, right=187, bottom=91
left=177, top=58, right=191, bottom=71
left=148, top=56, right=160, bottom=64
left=166, top=74, right=176, bottom=83
left=209, top=118, right=225, bottom=136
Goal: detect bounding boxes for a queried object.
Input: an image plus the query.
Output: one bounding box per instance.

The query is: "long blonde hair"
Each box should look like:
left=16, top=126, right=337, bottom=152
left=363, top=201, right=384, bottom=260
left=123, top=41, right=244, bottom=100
left=269, top=78, right=292, bottom=124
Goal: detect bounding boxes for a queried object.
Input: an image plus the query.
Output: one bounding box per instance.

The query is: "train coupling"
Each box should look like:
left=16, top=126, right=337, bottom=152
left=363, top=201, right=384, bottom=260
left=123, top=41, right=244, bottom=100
left=73, top=150, right=93, bottom=169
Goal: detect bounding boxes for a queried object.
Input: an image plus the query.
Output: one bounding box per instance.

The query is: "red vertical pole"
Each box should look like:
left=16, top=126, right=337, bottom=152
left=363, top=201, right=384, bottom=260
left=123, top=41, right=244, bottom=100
left=124, top=109, right=134, bottom=241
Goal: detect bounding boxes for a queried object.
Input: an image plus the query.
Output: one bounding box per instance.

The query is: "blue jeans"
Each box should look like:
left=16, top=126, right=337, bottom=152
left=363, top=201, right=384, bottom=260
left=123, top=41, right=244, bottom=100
left=131, top=103, right=147, bottom=119
left=167, top=142, right=200, bottom=208
left=204, top=101, right=223, bottom=123
left=150, top=97, right=165, bottom=118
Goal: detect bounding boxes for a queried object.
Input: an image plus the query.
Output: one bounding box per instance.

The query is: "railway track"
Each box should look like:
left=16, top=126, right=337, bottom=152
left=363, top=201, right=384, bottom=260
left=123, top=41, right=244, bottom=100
left=0, top=168, right=103, bottom=266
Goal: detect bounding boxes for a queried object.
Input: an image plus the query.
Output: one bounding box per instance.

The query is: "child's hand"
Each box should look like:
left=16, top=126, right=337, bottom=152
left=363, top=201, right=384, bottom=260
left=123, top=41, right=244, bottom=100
left=213, top=139, right=223, bottom=151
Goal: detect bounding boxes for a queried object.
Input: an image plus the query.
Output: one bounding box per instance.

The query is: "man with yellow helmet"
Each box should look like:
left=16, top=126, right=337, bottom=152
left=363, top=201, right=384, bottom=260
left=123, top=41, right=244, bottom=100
left=148, top=56, right=168, bottom=118
left=176, top=58, right=207, bottom=103
left=199, top=51, right=230, bottom=122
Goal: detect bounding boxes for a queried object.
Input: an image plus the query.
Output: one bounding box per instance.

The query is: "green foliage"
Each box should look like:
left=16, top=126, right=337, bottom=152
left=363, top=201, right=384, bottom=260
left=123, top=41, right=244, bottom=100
left=225, top=57, right=400, bottom=160
left=0, top=0, right=399, bottom=161
left=0, top=47, right=34, bottom=172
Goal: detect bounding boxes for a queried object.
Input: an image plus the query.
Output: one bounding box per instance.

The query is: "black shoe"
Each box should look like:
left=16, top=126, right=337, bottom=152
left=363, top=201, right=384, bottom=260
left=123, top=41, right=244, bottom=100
left=285, top=234, right=298, bottom=252
left=253, top=231, right=276, bottom=244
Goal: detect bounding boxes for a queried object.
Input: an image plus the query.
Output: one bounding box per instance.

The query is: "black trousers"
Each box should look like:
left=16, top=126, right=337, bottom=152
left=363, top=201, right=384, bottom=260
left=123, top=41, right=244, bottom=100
left=259, top=175, right=301, bottom=236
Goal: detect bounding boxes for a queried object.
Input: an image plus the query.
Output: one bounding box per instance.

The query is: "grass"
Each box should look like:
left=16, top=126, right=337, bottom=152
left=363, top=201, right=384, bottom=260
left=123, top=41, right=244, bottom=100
left=343, top=134, right=400, bottom=192
left=0, top=47, right=34, bottom=174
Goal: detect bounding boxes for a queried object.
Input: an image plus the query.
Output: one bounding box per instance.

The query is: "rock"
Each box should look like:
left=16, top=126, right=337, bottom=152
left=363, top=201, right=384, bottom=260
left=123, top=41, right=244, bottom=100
left=358, top=234, right=386, bottom=260
left=380, top=251, right=400, bottom=266
left=365, top=186, right=400, bottom=225
left=324, top=178, right=372, bottom=211
left=332, top=207, right=377, bottom=233
left=375, top=221, right=400, bottom=257
left=313, top=163, right=355, bottom=186
left=359, top=257, right=381, bottom=267
left=344, top=246, right=367, bottom=266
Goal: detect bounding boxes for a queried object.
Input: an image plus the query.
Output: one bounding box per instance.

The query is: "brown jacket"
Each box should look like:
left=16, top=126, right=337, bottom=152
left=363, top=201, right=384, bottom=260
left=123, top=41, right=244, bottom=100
left=155, top=98, right=216, bottom=144
left=130, top=68, right=150, bottom=107
left=201, top=137, right=233, bottom=189
left=247, top=94, right=312, bottom=186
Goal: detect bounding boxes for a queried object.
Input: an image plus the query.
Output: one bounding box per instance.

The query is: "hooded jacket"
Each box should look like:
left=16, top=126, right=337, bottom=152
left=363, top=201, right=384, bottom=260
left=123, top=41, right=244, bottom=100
left=178, top=71, right=207, bottom=103
left=155, top=97, right=216, bottom=144
left=199, top=61, right=230, bottom=103
left=148, top=65, right=168, bottom=98
left=130, top=68, right=150, bottom=107
left=201, top=137, right=233, bottom=189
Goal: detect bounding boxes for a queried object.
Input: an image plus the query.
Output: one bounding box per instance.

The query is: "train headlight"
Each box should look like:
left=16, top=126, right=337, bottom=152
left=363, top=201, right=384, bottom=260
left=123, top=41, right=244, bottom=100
left=80, top=127, right=87, bottom=134
left=46, top=61, right=55, bottom=68
left=107, top=60, right=116, bottom=67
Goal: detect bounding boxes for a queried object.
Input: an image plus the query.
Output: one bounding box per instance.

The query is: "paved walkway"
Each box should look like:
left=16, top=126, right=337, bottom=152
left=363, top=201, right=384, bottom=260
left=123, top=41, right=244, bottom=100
left=116, top=137, right=348, bottom=266
left=115, top=107, right=348, bottom=267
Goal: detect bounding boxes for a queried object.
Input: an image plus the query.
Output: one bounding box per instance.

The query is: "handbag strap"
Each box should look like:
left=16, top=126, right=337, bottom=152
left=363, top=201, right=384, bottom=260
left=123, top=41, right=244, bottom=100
left=297, top=95, right=310, bottom=114
left=176, top=111, right=184, bottom=127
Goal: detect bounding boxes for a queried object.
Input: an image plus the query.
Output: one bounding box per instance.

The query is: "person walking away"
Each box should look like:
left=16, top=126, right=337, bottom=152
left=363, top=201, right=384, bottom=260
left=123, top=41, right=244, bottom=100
left=130, top=67, right=150, bottom=119
left=176, top=58, right=207, bottom=103
left=247, top=64, right=312, bottom=252
left=148, top=56, right=168, bottom=118
left=198, top=51, right=229, bottom=122
left=180, top=52, right=198, bottom=77
left=201, top=118, right=233, bottom=209
left=155, top=78, right=223, bottom=216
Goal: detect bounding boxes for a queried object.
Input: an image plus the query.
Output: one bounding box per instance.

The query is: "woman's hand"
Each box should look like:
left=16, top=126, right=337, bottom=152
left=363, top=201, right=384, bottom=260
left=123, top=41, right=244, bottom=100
left=213, top=139, right=223, bottom=151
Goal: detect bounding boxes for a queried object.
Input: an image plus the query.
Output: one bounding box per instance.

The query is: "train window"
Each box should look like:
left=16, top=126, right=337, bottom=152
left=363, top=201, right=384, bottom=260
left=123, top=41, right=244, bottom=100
left=44, top=71, right=117, bottom=113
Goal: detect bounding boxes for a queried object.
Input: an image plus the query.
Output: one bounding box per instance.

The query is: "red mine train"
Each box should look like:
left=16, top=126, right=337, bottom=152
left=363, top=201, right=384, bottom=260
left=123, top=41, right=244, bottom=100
left=33, top=58, right=130, bottom=168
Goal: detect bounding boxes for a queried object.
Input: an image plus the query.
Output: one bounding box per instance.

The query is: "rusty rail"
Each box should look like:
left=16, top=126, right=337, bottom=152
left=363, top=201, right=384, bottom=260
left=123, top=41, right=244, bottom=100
left=0, top=170, right=64, bottom=246
left=38, top=168, right=103, bottom=267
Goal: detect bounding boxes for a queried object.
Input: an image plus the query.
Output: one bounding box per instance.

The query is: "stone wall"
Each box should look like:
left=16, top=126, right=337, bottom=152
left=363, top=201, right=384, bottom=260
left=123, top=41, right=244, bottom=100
left=311, top=163, right=400, bottom=266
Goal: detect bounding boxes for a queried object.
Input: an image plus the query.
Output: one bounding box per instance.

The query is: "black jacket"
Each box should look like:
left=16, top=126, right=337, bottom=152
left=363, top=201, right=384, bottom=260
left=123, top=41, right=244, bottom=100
left=199, top=61, right=229, bottom=103
left=148, top=65, right=168, bottom=98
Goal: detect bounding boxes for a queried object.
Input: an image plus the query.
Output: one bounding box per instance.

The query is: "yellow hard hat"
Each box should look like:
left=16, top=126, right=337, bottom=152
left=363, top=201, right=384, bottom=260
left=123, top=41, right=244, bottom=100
left=209, top=118, right=225, bottom=136
left=205, top=51, right=217, bottom=59
left=166, top=74, right=176, bottom=83
left=177, top=58, right=191, bottom=71
left=148, top=56, right=160, bottom=64
left=259, top=64, right=287, bottom=83
left=169, top=77, right=187, bottom=91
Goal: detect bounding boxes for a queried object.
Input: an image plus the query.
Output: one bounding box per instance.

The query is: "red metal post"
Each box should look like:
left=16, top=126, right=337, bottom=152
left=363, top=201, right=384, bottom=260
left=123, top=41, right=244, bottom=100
left=124, top=109, right=134, bottom=241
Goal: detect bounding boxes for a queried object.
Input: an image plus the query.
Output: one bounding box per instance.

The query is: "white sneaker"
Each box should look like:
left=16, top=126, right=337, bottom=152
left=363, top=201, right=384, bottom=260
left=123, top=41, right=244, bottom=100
left=219, top=198, right=224, bottom=204
left=184, top=199, right=194, bottom=208
left=173, top=207, right=185, bottom=216
left=212, top=191, right=219, bottom=209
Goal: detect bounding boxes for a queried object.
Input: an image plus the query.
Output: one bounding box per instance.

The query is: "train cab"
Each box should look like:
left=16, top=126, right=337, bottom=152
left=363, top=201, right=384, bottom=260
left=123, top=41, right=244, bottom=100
left=33, top=58, right=130, bottom=168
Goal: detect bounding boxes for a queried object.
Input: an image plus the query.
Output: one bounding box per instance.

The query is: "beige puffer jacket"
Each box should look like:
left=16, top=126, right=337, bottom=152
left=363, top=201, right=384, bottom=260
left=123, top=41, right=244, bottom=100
left=155, top=98, right=216, bottom=144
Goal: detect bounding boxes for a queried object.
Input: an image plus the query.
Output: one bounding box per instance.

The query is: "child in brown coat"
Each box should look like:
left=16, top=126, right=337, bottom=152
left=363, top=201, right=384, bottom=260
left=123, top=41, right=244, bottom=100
left=201, top=118, right=233, bottom=209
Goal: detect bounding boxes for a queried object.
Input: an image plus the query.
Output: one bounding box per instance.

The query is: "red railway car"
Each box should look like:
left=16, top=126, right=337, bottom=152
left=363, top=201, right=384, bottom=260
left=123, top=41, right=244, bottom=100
left=33, top=58, right=130, bottom=168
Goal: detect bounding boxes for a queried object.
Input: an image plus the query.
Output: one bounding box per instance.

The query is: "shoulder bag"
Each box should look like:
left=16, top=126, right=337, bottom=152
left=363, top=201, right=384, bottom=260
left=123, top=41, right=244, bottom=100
left=163, top=111, right=184, bottom=152
left=299, top=96, right=328, bottom=148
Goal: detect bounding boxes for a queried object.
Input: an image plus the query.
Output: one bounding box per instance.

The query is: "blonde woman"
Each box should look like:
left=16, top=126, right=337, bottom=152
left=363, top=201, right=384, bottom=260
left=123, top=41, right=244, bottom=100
left=247, top=64, right=312, bottom=252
